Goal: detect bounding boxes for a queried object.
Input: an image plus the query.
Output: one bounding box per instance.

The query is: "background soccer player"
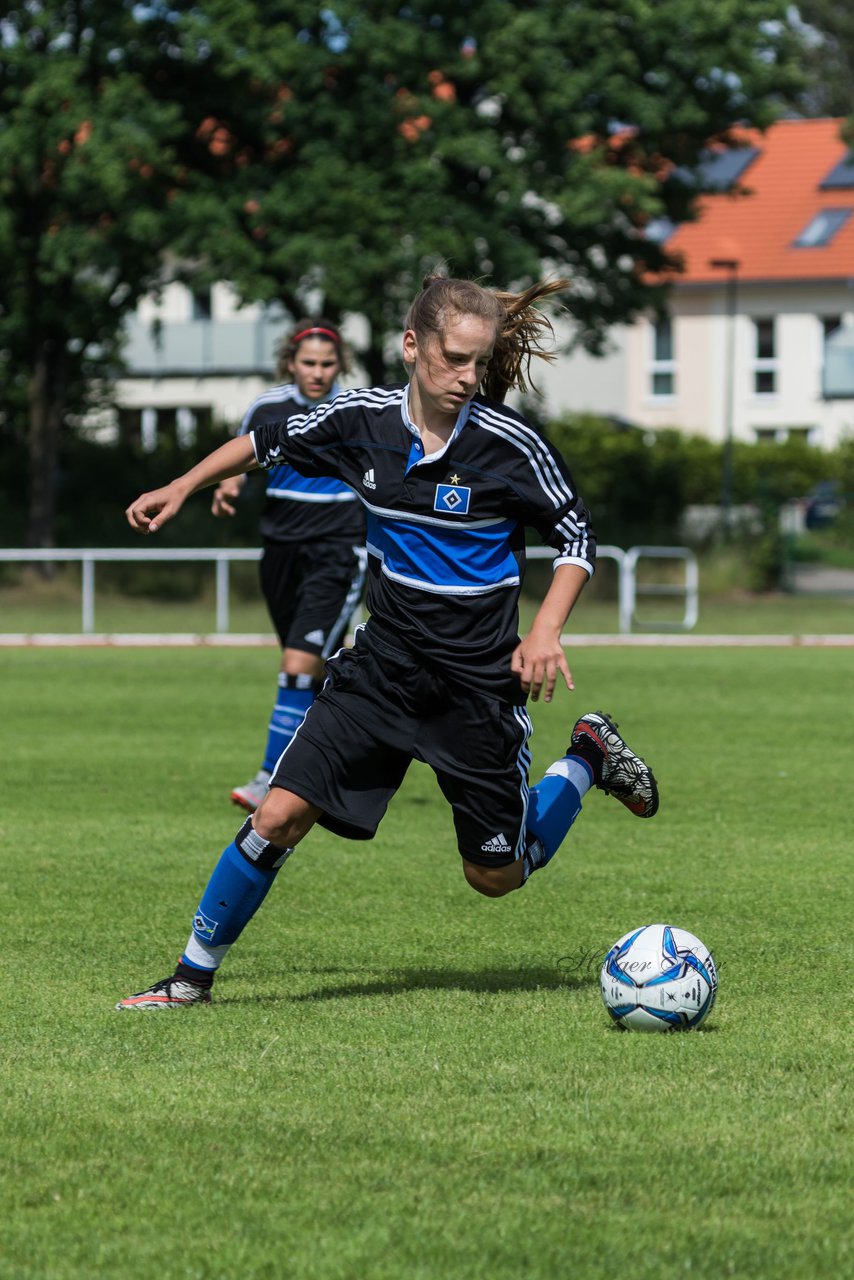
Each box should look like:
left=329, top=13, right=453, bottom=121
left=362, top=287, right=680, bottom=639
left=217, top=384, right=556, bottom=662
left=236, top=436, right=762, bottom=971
left=119, top=275, right=658, bottom=1009
left=211, top=320, right=366, bottom=811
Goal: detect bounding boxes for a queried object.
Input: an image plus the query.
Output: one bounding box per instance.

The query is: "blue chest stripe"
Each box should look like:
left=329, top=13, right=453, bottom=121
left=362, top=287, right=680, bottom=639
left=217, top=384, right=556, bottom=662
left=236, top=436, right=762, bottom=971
left=366, top=511, right=519, bottom=595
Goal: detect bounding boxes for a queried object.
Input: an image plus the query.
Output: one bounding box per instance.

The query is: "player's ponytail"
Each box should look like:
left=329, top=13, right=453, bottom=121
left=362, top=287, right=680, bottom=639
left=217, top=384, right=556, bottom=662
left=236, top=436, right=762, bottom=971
left=404, top=274, right=567, bottom=403
left=486, top=279, right=567, bottom=402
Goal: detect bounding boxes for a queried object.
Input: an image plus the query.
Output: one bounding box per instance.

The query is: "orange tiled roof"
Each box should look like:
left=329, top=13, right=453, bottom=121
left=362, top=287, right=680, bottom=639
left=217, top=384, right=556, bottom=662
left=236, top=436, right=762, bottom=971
left=663, top=118, right=854, bottom=284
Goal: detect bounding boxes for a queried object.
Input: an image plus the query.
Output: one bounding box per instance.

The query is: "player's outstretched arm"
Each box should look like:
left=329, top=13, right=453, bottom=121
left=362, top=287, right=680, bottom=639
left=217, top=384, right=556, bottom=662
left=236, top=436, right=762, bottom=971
left=511, top=563, right=589, bottom=702
left=126, top=436, right=257, bottom=534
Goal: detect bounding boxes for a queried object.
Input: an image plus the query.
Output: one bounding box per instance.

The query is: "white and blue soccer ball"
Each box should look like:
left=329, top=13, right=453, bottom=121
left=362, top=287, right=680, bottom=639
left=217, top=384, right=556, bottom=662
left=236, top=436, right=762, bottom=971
left=600, top=923, right=718, bottom=1031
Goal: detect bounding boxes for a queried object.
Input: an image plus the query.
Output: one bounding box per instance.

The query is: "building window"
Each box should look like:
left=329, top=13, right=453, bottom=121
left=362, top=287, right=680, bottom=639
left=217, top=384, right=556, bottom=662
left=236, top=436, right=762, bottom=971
left=822, top=314, right=854, bottom=399
left=821, top=317, right=842, bottom=395
left=792, top=208, right=852, bottom=247
left=649, top=315, right=675, bottom=398
left=191, top=287, right=212, bottom=321
left=753, top=318, right=776, bottom=395
left=753, top=426, right=814, bottom=445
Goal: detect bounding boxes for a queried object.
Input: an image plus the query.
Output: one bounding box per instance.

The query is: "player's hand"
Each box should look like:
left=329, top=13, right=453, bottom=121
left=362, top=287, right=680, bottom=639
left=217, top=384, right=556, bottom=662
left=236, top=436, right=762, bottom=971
left=211, top=479, right=243, bottom=517
left=125, top=481, right=188, bottom=534
left=511, top=626, right=574, bottom=703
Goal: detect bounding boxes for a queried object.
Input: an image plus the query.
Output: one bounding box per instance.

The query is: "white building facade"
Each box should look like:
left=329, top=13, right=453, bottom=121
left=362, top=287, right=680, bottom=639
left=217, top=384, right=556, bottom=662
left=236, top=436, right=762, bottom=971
left=625, top=285, right=854, bottom=448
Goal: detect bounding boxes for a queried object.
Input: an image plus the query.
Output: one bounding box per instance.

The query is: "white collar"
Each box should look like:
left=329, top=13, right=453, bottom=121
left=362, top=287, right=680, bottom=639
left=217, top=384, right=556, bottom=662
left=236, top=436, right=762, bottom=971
left=400, top=384, right=471, bottom=458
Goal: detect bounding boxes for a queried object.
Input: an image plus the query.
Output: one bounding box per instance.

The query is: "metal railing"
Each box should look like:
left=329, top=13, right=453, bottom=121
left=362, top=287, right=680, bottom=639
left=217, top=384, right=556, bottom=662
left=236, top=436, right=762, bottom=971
left=0, top=544, right=698, bottom=637
left=621, top=545, right=700, bottom=633
left=0, top=547, right=261, bottom=636
left=527, top=544, right=698, bottom=633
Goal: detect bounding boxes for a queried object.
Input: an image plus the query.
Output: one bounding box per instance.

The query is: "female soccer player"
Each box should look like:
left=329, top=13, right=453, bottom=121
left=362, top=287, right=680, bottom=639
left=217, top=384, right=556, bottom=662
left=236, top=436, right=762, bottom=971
left=118, top=275, right=658, bottom=1009
left=211, top=320, right=366, bottom=812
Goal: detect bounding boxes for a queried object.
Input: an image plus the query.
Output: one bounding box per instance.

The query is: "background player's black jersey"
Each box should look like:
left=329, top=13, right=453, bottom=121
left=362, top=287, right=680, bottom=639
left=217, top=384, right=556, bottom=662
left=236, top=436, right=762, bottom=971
left=240, top=384, right=364, bottom=544
left=252, top=385, right=596, bottom=701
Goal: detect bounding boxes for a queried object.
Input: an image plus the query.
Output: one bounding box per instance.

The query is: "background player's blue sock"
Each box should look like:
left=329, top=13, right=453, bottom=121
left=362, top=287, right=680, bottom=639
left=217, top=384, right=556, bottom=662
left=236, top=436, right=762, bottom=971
left=522, top=755, right=594, bottom=881
left=179, top=834, right=290, bottom=974
left=261, top=673, right=319, bottom=774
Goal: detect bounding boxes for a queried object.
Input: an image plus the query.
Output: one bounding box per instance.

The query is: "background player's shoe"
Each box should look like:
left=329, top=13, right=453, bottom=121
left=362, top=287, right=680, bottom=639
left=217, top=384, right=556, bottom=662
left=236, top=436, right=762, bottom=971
left=570, top=711, right=659, bottom=818
left=115, top=976, right=212, bottom=1010
left=231, top=768, right=271, bottom=812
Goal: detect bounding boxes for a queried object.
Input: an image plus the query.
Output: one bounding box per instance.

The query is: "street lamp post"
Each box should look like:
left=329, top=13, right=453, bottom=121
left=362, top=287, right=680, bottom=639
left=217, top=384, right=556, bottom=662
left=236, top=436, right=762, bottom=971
left=709, top=258, right=739, bottom=535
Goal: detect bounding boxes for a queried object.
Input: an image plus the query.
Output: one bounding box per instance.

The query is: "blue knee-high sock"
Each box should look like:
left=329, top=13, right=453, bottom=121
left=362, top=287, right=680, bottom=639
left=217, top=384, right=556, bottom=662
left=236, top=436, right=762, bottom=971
left=261, top=674, right=319, bottom=774
left=180, top=822, right=292, bottom=973
left=522, top=755, right=594, bottom=882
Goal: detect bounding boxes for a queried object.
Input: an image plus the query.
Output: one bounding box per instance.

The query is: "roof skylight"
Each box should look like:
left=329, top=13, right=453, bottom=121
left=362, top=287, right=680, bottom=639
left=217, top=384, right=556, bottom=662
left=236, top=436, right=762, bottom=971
left=792, top=208, right=852, bottom=247
left=819, top=155, right=854, bottom=190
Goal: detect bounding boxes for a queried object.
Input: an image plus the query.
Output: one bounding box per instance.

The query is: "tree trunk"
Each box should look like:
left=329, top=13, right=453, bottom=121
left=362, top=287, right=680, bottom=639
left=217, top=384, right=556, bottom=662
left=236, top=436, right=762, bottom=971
left=26, top=339, right=68, bottom=561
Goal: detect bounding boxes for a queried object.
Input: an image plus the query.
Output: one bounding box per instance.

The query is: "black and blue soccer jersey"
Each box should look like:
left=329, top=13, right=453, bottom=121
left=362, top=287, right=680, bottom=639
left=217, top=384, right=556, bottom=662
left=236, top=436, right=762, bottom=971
left=240, top=383, right=364, bottom=544
left=251, top=385, right=596, bottom=700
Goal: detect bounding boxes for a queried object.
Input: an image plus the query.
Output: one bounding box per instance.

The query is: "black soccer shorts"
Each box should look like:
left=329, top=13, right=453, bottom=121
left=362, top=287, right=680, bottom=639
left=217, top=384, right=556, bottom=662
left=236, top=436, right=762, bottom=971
left=270, top=623, right=533, bottom=867
left=260, top=538, right=366, bottom=656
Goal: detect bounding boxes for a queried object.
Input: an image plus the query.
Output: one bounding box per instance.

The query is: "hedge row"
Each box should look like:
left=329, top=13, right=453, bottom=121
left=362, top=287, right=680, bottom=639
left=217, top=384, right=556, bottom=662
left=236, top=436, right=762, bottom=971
left=3, top=413, right=851, bottom=556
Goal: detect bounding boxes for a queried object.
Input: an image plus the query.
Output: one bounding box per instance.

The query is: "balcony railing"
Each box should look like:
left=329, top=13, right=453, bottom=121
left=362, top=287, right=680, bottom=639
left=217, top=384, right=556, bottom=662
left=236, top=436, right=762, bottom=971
left=122, top=315, right=292, bottom=376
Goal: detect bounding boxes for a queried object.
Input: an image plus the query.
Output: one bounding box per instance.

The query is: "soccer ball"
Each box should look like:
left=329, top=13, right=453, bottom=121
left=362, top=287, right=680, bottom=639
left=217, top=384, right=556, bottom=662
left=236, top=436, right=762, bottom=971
left=600, top=923, right=718, bottom=1031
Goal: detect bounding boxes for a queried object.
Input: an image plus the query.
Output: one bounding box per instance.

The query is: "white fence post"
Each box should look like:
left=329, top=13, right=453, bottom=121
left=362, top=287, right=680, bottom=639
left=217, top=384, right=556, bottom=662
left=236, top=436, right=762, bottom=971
left=81, top=556, right=96, bottom=634
left=215, top=555, right=230, bottom=634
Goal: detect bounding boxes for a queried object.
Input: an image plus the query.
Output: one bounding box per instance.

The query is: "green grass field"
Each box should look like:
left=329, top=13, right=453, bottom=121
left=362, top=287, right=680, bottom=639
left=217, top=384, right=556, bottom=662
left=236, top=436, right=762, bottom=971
left=2, top=646, right=851, bottom=1279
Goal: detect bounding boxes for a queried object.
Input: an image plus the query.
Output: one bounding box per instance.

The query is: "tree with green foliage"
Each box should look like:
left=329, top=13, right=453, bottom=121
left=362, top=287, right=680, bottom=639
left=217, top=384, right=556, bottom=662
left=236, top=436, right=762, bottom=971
left=0, top=3, right=183, bottom=548
left=792, top=2, right=854, bottom=117
left=0, top=0, right=309, bottom=549
left=176, top=0, right=806, bottom=376
left=0, top=1, right=805, bottom=548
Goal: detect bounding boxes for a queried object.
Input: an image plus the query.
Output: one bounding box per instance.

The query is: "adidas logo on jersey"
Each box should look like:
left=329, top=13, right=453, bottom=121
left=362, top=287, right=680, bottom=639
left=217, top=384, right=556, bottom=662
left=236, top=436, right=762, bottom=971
left=480, top=832, right=512, bottom=854
left=362, top=468, right=376, bottom=490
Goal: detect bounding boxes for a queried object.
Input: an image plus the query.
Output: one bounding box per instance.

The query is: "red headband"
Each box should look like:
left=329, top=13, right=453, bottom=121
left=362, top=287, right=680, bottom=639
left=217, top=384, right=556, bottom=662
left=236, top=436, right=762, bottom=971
left=292, top=326, right=341, bottom=344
